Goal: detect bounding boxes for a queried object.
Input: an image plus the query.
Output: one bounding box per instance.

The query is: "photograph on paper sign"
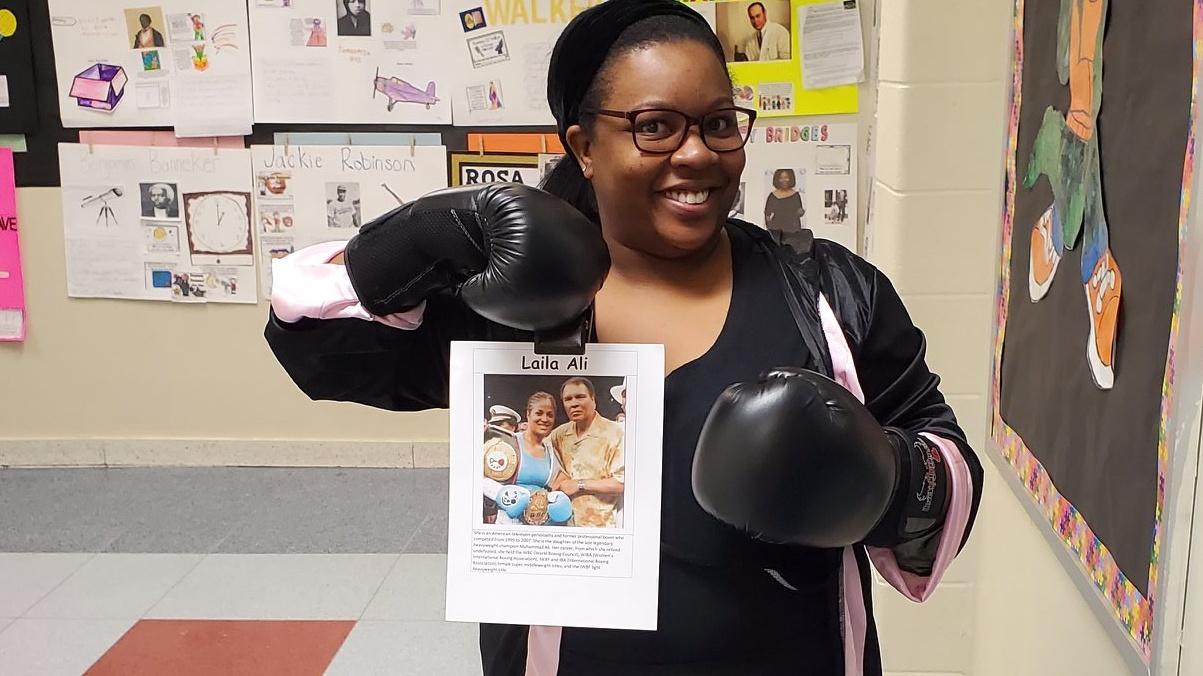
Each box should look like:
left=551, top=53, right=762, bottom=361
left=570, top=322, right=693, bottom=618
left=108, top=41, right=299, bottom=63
left=166, top=13, right=205, bottom=43
left=326, top=182, right=362, bottom=228
left=468, top=30, right=509, bottom=68
left=816, top=145, right=852, bottom=176
left=336, top=0, right=372, bottom=36
left=259, top=206, right=295, bottom=234
left=143, top=223, right=180, bottom=254
left=127, top=8, right=167, bottom=50
left=763, top=168, right=806, bottom=231
left=257, top=171, right=293, bottom=199
left=823, top=189, right=850, bottom=224
left=140, top=182, right=181, bottom=220
left=717, top=0, right=791, bottom=63
left=482, top=374, right=627, bottom=529
left=757, top=81, right=793, bottom=112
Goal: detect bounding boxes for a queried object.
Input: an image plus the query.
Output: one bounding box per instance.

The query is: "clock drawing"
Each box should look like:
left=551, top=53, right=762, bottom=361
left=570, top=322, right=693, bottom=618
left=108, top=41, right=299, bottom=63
left=183, top=191, right=253, bottom=264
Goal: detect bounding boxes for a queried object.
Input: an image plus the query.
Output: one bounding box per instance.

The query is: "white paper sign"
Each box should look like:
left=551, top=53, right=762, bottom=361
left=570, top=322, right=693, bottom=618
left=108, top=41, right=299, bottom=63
left=447, top=0, right=599, bottom=126
left=250, top=143, right=450, bottom=297
left=249, top=0, right=456, bottom=124
left=739, top=120, right=858, bottom=251
left=446, top=341, right=665, bottom=630
left=48, top=1, right=254, bottom=134
left=58, top=143, right=258, bottom=303
left=799, top=0, right=865, bottom=90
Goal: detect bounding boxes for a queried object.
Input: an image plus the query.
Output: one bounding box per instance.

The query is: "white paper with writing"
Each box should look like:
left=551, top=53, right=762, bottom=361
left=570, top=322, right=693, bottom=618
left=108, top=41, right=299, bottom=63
left=57, top=143, right=258, bottom=303
left=447, top=341, right=665, bottom=630
left=798, top=0, right=865, bottom=90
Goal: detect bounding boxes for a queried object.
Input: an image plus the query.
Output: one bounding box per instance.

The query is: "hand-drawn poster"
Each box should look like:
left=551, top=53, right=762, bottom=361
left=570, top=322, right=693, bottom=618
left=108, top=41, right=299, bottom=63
left=687, top=0, right=858, bottom=117
left=0, top=0, right=38, bottom=133
left=740, top=119, right=857, bottom=250
left=446, top=0, right=600, bottom=126
left=57, top=143, right=258, bottom=303
left=249, top=0, right=455, bottom=124
left=0, top=148, right=23, bottom=340
left=446, top=341, right=665, bottom=630
left=250, top=143, right=449, bottom=297
left=991, top=0, right=1201, bottom=663
left=47, top=0, right=254, bottom=136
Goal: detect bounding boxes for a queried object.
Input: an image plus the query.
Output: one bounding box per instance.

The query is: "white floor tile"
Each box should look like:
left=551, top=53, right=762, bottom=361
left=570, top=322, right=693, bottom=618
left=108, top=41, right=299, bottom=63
left=24, top=554, right=203, bottom=620
left=323, top=620, right=482, bottom=676
left=147, top=554, right=398, bottom=620
left=0, top=554, right=94, bottom=617
left=361, top=554, right=447, bottom=621
left=0, top=618, right=135, bottom=676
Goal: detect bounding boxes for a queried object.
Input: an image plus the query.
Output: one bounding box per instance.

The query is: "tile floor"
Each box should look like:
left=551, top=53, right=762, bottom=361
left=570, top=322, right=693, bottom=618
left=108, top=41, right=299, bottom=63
left=0, top=467, right=482, bottom=675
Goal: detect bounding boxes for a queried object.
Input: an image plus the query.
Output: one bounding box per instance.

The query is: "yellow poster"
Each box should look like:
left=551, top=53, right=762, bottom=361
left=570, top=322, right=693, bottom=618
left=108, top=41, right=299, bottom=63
left=685, top=0, right=859, bottom=117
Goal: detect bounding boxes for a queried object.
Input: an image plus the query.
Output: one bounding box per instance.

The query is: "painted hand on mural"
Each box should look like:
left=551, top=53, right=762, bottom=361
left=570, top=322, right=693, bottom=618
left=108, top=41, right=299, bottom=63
left=1024, top=0, right=1121, bottom=390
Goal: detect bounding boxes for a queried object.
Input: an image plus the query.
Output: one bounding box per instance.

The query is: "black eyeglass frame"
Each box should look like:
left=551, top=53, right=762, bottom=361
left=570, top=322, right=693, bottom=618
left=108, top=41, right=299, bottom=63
left=586, top=106, right=759, bottom=154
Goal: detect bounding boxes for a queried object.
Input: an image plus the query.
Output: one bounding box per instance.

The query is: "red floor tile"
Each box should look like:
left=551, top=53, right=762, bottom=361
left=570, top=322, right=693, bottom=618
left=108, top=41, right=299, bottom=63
left=84, top=619, right=356, bottom=676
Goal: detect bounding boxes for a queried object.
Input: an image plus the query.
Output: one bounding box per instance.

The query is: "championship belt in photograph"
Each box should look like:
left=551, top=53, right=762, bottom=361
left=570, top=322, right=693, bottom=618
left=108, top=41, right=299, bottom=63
left=483, top=431, right=518, bottom=482
left=523, top=489, right=550, bottom=526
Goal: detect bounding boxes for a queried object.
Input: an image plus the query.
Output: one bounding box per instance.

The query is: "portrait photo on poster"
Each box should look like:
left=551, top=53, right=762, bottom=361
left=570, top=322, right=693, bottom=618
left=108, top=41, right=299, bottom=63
left=763, top=168, right=806, bottom=231
left=140, top=182, right=181, bottom=220
left=127, top=7, right=168, bottom=50
left=481, top=373, right=628, bottom=529
left=716, top=0, right=792, bottom=64
left=325, top=182, right=361, bottom=228
left=335, top=0, right=371, bottom=36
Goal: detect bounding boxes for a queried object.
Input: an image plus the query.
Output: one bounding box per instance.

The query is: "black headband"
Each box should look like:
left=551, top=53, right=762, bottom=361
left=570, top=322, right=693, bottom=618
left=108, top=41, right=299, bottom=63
left=546, top=0, right=712, bottom=156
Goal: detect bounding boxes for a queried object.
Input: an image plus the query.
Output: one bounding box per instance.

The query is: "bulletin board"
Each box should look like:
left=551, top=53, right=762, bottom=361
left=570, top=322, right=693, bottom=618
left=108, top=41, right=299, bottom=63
left=989, top=0, right=1202, bottom=666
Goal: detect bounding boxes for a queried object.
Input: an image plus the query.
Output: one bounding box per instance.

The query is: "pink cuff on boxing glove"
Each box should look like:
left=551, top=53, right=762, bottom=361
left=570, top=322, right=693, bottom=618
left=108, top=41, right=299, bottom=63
left=270, top=240, right=425, bottom=330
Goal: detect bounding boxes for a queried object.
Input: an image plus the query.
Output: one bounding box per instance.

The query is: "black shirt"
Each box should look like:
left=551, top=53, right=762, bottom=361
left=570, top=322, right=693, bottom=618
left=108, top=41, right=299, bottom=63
left=549, top=224, right=843, bottom=674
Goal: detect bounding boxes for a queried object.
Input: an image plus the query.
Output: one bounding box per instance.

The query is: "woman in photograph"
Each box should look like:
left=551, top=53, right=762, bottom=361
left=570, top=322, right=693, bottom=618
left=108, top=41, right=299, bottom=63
left=484, top=392, right=574, bottom=526
left=763, top=167, right=804, bottom=231
left=264, top=0, right=983, bottom=672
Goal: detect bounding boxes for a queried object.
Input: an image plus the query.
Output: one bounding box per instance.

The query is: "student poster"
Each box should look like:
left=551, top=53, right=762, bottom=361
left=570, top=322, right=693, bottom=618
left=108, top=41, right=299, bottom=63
left=0, top=0, right=39, bottom=133
left=990, top=0, right=1199, bottom=663
left=446, top=0, right=601, bottom=126
left=450, top=152, right=540, bottom=187
left=689, top=0, right=858, bottom=117
left=58, top=143, right=258, bottom=304
left=740, top=120, right=856, bottom=250
left=47, top=0, right=254, bottom=136
left=250, top=143, right=449, bottom=297
left=249, top=0, right=456, bottom=124
left=0, top=148, right=23, bottom=340
left=445, top=341, right=665, bottom=630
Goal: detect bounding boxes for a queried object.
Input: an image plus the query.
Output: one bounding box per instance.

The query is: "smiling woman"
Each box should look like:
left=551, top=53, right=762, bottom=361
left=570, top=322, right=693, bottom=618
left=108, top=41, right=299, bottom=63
left=263, top=0, right=984, bottom=674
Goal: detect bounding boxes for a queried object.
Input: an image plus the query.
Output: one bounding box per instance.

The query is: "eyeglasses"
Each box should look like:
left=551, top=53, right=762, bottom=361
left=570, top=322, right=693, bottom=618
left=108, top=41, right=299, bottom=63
left=587, top=106, right=757, bottom=154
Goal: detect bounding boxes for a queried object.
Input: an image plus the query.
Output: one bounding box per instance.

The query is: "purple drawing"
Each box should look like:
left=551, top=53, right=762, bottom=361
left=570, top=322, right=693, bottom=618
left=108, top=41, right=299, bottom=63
left=69, top=63, right=128, bottom=112
left=373, top=67, right=438, bottom=111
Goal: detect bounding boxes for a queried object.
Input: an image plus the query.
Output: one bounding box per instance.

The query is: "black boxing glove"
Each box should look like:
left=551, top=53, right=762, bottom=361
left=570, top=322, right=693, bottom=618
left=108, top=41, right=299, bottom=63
left=343, top=183, right=609, bottom=332
left=691, top=367, right=950, bottom=549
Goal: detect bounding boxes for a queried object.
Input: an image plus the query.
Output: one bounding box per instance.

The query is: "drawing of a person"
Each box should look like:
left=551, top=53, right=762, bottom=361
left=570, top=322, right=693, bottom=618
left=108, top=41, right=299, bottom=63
left=307, top=19, right=327, bottom=47
left=133, top=13, right=165, bottom=49
left=190, top=14, right=205, bottom=41
left=488, top=81, right=502, bottom=109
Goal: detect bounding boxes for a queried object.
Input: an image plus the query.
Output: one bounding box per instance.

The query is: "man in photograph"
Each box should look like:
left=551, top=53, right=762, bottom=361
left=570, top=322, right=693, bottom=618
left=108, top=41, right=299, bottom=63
left=132, top=13, right=165, bottom=49
left=337, top=0, right=371, bottom=36
left=550, top=377, right=625, bottom=528
left=141, top=183, right=179, bottom=219
left=326, top=184, right=360, bottom=228
left=741, top=2, right=790, bottom=61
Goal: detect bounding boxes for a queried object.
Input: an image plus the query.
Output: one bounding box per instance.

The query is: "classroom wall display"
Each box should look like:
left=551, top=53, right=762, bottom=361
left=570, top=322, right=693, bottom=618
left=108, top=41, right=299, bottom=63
left=990, top=0, right=1201, bottom=664
left=687, top=0, right=858, bottom=117
left=57, top=143, right=258, bottom=303
left=250, top=143, right=449, bottom=297
left=450, top=151, right=540, bottom=186
left=249, top=0, right=456, bottom=125
left=47, top=0, right=254, bottom=136
left=0, top=0, right=39, bottom=133
left=739, top=119, right=856, bottom=250
left=445, top=0, right=601, bottom=126
left=0, top=148, right=23, bottom=340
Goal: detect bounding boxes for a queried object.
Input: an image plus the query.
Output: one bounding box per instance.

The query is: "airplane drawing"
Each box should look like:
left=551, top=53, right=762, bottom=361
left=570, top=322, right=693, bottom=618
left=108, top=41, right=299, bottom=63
left=373, top=67, right=438, bottom=111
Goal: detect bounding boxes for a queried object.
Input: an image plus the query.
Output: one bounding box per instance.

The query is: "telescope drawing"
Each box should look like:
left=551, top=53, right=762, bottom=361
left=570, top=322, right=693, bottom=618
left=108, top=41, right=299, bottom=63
left=80, top=187, right=123, bottom=228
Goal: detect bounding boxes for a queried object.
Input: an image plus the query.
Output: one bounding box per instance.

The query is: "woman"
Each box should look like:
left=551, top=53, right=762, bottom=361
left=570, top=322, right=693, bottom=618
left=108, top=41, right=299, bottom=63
left=764, top=167, right=804, bottom=230
left=484, top=392, right=574, bottom=527
left=264, top=0, right=983, bottom=673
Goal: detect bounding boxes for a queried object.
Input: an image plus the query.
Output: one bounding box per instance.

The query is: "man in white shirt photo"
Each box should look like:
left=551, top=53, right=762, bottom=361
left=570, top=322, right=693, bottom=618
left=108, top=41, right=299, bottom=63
left=741, top=2, right=790, bottom=61
left=141, top=183, right=179, bottom=219
left=326, top=184, right=361, bottom=229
